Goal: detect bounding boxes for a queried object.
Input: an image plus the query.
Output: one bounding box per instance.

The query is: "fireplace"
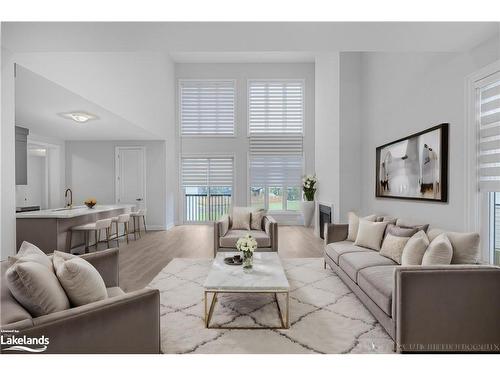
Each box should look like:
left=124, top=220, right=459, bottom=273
left=318, top=204, right=332, bottom=240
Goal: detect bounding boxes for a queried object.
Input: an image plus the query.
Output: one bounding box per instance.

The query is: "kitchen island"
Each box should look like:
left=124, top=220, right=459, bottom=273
left=16, top=204, right=135, bottom=253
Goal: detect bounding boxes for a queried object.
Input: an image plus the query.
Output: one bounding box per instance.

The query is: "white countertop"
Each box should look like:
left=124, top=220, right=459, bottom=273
left=16, top=204, right=135, bottom=219
left=203, top=252, right=290, bottom=291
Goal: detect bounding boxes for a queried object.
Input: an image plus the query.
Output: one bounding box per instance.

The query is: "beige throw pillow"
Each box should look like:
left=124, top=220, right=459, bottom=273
left=9, top=241, right=52, bottom=270
left=231, top=207, right=251, bottom=230
left=6, top=261, right=70, bottom=317
left=401, top=230, right=430, bottom=265
left=53, top=251, right=107, bottom=306
left=422, top=233, right=453, bottom=266
left=446, top=232, right=480, bottom=264
left=380, top=233, right=410, bottom=264
left=250, top=209, right=266, bottom=230
left=354, top=220, right=388, bottom=251
left=347, top=212, right=377, bottom=241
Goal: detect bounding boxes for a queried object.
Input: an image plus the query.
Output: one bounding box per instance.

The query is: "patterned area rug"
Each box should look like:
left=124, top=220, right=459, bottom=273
left=148, top=258, right=394, bottom=354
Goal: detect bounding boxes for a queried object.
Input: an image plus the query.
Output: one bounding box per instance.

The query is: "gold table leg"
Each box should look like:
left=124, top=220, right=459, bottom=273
left=205, top=291, right=218, bottom=328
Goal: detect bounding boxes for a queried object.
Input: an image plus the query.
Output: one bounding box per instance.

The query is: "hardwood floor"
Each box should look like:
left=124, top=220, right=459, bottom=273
left=117, top=225, right=324, bottom=292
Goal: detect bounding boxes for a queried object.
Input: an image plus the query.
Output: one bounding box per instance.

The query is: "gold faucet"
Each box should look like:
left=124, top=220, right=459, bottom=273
left=65, top=188, right=73, bottom=208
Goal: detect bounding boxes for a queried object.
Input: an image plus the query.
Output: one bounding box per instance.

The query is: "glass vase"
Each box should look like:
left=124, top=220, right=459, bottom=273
left=242, top=251, right=253, bottom=270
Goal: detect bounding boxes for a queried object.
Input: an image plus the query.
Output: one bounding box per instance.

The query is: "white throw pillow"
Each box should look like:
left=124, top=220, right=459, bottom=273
left=422, top=233, right=453, bottom=266
left=380, top=233, right=410, bottom=264
left=347, top=212, right=377, bottom=241
left=231, top=207, right=251, bottom=230
left=354, top=220, right=388, bottom=251
left=9, top=241, right=53, bottom=270
left=401, top=230, right=430, bottom=266
left=52, top=251, right=108, bottom=306
left=250, top=209, right=266, bottom=230
left=6, top=261, right=70, bottom=317
left=446, top=232, right=480, bottom=264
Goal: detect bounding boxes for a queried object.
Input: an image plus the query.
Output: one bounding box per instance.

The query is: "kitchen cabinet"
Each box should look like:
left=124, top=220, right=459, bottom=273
left=15, top=126, right=29, bottom=185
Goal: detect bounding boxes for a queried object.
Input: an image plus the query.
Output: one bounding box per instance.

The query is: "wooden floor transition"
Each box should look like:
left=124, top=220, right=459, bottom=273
left=116, top=225, right=324, bottom=292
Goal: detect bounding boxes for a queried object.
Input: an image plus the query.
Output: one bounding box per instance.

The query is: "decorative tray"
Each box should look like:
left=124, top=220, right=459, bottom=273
left=224, top=257, right=243, bottom=266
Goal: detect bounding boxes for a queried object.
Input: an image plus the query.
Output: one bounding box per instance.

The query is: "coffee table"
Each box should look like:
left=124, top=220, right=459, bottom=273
left=203, top=252, right=290, bottom=329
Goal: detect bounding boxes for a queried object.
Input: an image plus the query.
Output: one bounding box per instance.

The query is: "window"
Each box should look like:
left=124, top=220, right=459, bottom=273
left=181, top=157, right=233, bottom=222
left=248, top=79, right=305, bottom=211
left=474, top=68, right=500, bottom=264
left=179, top=80, right=235, bottom=136
left=248, top=80, right=304, bottom=134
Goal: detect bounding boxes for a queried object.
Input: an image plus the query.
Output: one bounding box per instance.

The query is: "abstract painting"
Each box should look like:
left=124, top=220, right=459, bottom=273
left=376, top=124, right=448, bottom=202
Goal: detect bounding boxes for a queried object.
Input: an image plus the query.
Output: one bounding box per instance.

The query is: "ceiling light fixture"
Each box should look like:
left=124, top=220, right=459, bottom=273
left=59, top=111, right=98, bottom=123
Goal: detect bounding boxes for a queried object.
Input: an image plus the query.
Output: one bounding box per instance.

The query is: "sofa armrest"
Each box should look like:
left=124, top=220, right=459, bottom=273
left=22, top=288, right=160, bottom=353
left=80, top=248, right=119, bottom=287
left=263, top=215, right=278, bottom=251
left=213, top=215, right=230, bottom=256
left=394, top=265, right=500, bottom=353
left=324, top=223, right=348, bottom=245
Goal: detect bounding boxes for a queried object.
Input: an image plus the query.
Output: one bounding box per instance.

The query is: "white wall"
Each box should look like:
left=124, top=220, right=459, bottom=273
left=175, top=63, right=315, bottom=224
left=16, top=154, right=46, bottom=208
left=359, top=39, right=500, bottom=231
left=315, top=54, right=341, bottom=223
left=65, top=140, right=167, bottom=229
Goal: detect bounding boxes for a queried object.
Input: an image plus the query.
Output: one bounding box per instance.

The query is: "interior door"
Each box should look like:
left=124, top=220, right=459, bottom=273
left=115, top=147, right=146, bottom=210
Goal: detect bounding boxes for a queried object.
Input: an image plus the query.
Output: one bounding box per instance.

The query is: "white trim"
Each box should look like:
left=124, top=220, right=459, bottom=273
left=465, top=60, right=500, bottom=263
left=178, top=78, right=237, bottom=137
left=147, top=225, right=167, bottom=231
left=114, top=146, right=147, bottom=209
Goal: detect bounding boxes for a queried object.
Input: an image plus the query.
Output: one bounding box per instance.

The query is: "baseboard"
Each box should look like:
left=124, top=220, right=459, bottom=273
left=147, top=225, right=167, bottom=231
left=166, top=222, right=176, bottom=230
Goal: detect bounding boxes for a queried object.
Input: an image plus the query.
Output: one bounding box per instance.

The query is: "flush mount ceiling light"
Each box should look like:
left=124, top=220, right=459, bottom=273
left=59, top=111, right=98, bottom=123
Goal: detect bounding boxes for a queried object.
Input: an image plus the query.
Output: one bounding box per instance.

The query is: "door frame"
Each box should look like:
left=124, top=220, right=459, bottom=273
left=115, top=146, right=147, bottom=208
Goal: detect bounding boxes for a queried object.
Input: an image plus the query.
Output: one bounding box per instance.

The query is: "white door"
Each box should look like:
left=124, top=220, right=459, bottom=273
left=115, top=147, right=146, bottom=210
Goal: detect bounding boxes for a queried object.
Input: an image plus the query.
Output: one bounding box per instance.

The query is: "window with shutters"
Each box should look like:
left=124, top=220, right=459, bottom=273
left=179, top=80, right=235, bottom=136
left=181, top=156, right=233, bottom=222
left=475, top=69, right=500, bottom=265
left=248, top=79, right=305, bottom=211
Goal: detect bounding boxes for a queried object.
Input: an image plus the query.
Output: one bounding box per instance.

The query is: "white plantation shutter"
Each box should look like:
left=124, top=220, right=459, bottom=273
left=478, top=71, right=500, bottom=191
left=248, top=80, right=304, bottom=134
left=180, top=80, right=235, bottom=136
left=181, top=157, right=233, bottom=187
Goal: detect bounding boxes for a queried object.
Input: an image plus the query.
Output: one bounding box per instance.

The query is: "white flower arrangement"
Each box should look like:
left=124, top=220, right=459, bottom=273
left=302, top=174, right=317, bottom=201
left=236, top=233, right=258, bottom=254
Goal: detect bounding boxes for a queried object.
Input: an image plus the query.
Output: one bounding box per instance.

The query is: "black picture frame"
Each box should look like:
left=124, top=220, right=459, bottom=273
left=375, top=123, right=448, bottom=202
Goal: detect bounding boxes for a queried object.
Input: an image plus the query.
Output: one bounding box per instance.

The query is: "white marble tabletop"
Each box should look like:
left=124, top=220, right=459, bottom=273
left=16, top=204, right=135, bottom=219
left=203, top=252, right=290, bottom=291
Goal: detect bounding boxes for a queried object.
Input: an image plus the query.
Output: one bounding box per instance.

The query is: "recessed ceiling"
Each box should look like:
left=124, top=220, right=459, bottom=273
left=15, top=65, right=158, bottom=140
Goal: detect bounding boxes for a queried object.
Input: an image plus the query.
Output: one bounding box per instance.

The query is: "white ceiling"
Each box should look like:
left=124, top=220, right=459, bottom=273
left=15, top=65, right=157, bottom=140
left=3, top=22, right=499, bottom=55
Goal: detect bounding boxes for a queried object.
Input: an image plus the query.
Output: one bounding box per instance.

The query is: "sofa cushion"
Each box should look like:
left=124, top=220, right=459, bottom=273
left=339, top=251, right=396, bottom=282
left=380, top=233, right=410, bottom=264
left=219, top=230, right=271, bottom=248
left=401, top=230, right=430, bottom=265
left=6, top=261, right=70, bottom=317
left=53, top=251, right=108, bottom=307
left=357, top=265, right=396, bottom=316
left=1, top=261, right=32, bottom=325
left=354, top=220, right=388, bottom=251
left=231, top=207, right=251, bottom=230
left=422, top=233, right=453, bottom=265
left=347, top=212, right=377, bottom=241
left=106, top=287, right=125, bottom=298
left=325, top=241, right=372, bottom=264
left=396, top=219, right=429, bottom=234
left=9, top=241, right=52, bottom=270
left=250, top=209, right=266, bottom=230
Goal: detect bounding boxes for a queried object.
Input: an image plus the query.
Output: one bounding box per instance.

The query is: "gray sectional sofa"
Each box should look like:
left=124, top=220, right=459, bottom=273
left=323, top=222, right=500, bottom=353
left=0, top=248, right=160, bottom=354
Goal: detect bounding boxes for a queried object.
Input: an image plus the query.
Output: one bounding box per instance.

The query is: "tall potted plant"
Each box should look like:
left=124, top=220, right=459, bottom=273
left=300, top=175, right=317, bottom=227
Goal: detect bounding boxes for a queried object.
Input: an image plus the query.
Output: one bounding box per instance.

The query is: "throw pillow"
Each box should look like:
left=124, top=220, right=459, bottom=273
left=52, top=251, right=108, bottom=307
left=427, top=227, right=445, bottom=242
left=396, top=219, right=429, bottom=234
left=385, top=224, right=418, bottom=238
left=401, top=230, right=430, bottom=265
left=380, top=233, right=410, bottom=264
left=354, top=220, right=388, bottom=251
left=421, top=233, right=453, bottom=266
left=347, top=212, right=377, bottom=241
left=250, top=209, right=266, bottom=230
left=231, top=207, right=251, bottom=230
left=447, top=232, right=480, bottom=264
left=6, top=261, right=70, bottom=317
left=9, top=241, right=52, bottom=270
left=376, top=216, right=397, bottom=225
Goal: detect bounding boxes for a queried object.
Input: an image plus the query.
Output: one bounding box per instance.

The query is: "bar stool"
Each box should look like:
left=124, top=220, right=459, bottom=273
left=69, top=218, right=113, bottom=253
left=110, top=213, right=131, bottom=247
left=130, top=208, right=147, bottom=240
